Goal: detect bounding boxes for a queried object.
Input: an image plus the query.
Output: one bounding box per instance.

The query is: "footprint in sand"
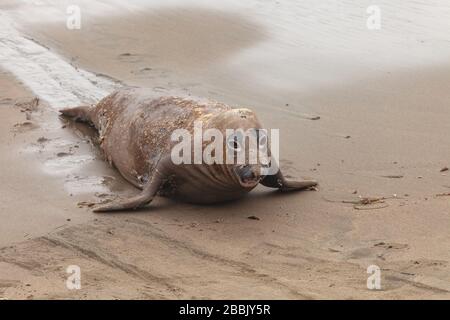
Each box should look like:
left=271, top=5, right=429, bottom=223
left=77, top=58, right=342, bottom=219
left=12, top=121, right=39, bottom=133
left=373, top=242, right=409, bottom=250
left=118, top=53, right=142, bottom=63
left=348, top=242, right=409, bottom=259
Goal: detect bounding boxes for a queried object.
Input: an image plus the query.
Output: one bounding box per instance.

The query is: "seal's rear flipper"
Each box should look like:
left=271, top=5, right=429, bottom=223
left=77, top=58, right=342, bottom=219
left=93, top=191, right=154, bottom=213
left=260, top=170, right=317, bottom=192
left=60, top=106, right=94, bottom=124
left=93, top=168, right=165, bottom=213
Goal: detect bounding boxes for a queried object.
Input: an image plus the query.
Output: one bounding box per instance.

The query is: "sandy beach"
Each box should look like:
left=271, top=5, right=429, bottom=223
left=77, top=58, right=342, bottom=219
left=1, top=0, right=450, bottom=299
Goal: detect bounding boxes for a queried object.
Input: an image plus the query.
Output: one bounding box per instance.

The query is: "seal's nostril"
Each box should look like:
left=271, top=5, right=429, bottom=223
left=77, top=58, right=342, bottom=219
left=239, top=165, right=257, bottom=181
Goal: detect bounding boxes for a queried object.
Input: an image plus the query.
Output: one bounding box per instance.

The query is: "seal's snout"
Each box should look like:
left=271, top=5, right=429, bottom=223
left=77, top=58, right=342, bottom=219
left=235, top=164, right=261, bottom=188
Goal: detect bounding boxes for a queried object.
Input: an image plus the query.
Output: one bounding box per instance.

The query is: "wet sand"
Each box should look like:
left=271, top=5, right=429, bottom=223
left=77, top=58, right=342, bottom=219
left=1, top=1, right=450, bottom=299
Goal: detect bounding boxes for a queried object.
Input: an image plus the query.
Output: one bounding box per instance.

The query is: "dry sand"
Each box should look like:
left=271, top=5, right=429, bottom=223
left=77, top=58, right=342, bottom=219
left=1, top=1, right=450, bottom=299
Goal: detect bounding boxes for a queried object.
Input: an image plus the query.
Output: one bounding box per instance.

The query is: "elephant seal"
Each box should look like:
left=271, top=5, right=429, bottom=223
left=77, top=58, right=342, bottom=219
left=61, top=88, right=317, bottom=212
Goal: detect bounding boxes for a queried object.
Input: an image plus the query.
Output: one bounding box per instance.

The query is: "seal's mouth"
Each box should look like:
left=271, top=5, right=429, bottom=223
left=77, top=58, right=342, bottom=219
left=234, top=164, right=261, bottom=188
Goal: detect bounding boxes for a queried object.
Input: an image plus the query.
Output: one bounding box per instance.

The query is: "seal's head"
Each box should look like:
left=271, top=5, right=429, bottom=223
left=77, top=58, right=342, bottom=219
left=203, top=107, right=270, bottom=190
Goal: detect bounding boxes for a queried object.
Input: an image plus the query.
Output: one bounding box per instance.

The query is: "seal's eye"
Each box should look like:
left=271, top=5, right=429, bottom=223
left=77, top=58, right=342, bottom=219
left=259, top=135, right=267, bottom=147
left=227, top=131, right=244, bottom=152
left=228, top=137, right=242, bottom=151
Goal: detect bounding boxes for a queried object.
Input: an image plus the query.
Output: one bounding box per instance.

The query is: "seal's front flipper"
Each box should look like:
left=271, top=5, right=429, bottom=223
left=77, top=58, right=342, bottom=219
left=60, top=106, right=94, bottom=124
left=278, top=179, right=318, bottom=191
left=260, top=170, right=317, bottom=192
left=93, top=170, right=165, bottom=213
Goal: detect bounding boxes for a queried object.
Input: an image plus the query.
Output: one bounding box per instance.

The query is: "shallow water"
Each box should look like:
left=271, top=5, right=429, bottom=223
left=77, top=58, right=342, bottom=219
left=3, top=0, right=450, bottom=101
left=0, top=9, right=117, bottom=109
